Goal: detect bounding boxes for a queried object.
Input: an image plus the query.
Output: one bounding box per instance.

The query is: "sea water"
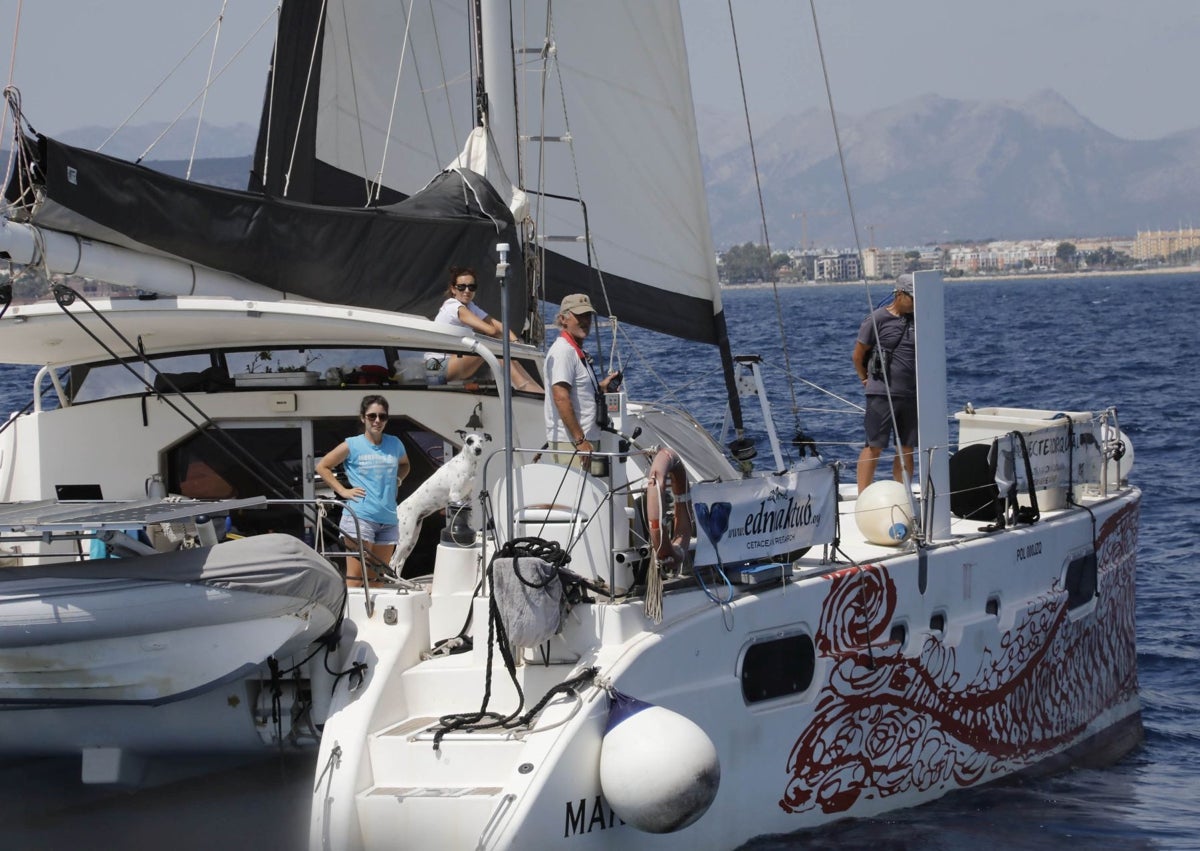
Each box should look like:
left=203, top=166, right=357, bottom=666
left=3, top=271, right=1198, bottom=849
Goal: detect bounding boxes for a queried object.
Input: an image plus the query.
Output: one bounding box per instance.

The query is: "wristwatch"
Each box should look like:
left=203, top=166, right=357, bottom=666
left=573, top=436, right=586, bottom=446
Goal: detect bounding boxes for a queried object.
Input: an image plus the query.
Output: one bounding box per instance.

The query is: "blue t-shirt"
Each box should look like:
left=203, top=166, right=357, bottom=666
left=344, top=433, right=406, bottom=524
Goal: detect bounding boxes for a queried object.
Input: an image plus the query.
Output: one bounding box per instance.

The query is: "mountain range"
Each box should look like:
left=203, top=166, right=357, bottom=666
left=52, top=90, right=1200, bottom=250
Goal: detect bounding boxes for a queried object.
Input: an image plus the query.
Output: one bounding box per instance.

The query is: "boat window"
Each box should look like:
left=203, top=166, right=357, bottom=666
left=70, top=352, right=216, bottom=403
left=167, top=424, right=307, bottom=537
left=224, top=347, right=387, bottom=380
left=1065, top=552, right=1097, bottom=609
left=740, top=633, right=816, bottom=704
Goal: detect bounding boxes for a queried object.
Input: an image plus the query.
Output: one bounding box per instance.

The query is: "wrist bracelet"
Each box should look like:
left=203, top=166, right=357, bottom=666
left=573, top=436, right=586, bottom=446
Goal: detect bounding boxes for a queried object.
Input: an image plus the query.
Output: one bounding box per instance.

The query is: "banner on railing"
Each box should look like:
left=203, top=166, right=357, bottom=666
left=690, top=466, right=836, bottom=566
left=1007, top=422, right=1101, bottom=491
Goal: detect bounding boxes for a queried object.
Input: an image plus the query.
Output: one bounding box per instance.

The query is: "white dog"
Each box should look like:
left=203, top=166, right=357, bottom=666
left=390, top=432, right=491, bottom=571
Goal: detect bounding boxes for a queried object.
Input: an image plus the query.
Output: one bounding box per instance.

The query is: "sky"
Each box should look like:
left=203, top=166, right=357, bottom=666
left=1, top=0, right=1198, bottom=141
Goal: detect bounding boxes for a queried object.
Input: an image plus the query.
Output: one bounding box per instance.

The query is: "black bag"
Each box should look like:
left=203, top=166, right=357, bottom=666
left=866, top=346, right=890, bottom=381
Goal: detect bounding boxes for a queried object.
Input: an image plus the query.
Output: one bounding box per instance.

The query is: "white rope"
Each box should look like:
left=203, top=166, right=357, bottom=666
left=644, top=549, right=663, bottom=624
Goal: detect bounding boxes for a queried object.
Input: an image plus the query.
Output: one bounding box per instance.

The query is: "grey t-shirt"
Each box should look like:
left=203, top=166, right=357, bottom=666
left=857, top=307, right=916, bottom=396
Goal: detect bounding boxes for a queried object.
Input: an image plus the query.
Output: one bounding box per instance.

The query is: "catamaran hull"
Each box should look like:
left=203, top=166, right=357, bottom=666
left=311, top=489, right=1141, bottom=849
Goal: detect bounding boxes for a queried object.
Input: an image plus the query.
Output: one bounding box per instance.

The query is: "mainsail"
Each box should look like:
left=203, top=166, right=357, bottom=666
left=253, top=0, right=730, bottom=348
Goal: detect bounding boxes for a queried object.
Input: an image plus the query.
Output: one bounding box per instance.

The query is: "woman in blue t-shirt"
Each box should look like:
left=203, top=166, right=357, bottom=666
left=316, top=395, right=411, bottom=585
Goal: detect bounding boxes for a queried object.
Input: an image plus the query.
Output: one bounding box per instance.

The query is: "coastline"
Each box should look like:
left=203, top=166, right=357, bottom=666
left=721, top=264, right=1200, bottom=290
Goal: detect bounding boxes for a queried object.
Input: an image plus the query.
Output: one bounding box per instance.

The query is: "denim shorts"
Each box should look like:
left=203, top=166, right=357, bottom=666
left=338, top=514, right=399, bottom=545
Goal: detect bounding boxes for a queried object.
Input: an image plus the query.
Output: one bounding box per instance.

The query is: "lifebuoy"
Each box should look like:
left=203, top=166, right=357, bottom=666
left=646, top=448, right=693, bottom=564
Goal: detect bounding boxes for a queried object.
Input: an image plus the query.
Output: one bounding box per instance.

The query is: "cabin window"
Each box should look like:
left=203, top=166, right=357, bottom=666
left=70, top=352, right=216, bottom=403
left=167, top=424, right=307, bottom=537
left=740, top=633, right=816, bottom=704
left=224, top=346, right=388, bottom=380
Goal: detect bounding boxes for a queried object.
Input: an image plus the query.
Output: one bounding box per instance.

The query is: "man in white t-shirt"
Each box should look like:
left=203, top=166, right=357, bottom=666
left=543, top=293, right=619, bottom=468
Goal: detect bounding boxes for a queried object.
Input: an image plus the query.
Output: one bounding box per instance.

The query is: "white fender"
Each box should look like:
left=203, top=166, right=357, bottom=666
left=599, top=689, right=720, bottom=833
left=854, top=479, right=913, bottom=546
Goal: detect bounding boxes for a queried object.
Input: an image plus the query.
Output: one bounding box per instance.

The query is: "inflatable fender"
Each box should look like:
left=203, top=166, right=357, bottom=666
left=599, top=689, right=719, bottom=833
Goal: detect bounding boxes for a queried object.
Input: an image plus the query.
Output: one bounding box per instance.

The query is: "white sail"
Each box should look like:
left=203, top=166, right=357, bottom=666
left=274, top=0, right=724, bottom=342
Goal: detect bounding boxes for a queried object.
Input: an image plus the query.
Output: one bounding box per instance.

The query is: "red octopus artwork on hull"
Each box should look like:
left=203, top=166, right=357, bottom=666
left=779, top=502, right=1140, bottom=817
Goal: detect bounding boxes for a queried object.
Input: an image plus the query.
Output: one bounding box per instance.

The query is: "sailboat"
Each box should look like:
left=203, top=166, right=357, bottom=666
left=0, top=0, right=1140, bottom=847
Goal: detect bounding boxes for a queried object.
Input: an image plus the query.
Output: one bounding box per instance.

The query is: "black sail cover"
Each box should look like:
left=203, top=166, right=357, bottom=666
left=9, top=134, right=527, bottom=321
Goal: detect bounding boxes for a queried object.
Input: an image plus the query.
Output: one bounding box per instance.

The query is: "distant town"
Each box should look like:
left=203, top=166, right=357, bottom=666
left=717, top=227, right=1200, bottom=284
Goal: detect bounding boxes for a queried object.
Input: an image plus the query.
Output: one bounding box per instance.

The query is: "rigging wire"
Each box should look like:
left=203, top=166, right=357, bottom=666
left=258, top=3, right=281, bottom=187
left=332, top=0, right=376, bottom=204
left=134, top=9, right=279, bottom=166
left=542, top=11, right=620, bottom=375
left=0, top=0, right=24, bottom=200
left=725, top=0, right=801, bottom=428
left=804, top=0, right=915, bottom=504
left=46, top=286, right=315, bottom=523
left=427, top=0, right=461, bottom=167
left=283, top=0, right=330, bottom=196
left=100, top=17, right=221, bottom=154
left=187, top=0, right=230, bottom=181
left=374, top=0, right=419, bottom=204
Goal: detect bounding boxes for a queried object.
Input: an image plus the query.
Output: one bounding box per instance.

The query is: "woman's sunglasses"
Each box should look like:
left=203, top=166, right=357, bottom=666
left=364, top=412, right=389, bottom=422
left=454, top=283, right=478, bottom=292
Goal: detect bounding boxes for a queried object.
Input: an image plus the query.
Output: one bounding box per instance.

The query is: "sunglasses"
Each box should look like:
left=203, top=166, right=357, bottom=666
left=454, top=283, right=478, bottom=292
left=364, top=412, right=389, bottom=422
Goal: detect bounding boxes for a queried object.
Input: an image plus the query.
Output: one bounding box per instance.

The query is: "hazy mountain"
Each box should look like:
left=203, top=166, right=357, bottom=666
left=702, top=90, right=1200, bottom=248
left=60, top=121, right=259, bottom=162
left=33, top=90, right=1200, bottom=248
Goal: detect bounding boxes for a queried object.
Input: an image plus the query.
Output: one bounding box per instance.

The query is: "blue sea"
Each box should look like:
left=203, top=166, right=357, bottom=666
left=4, top=271, right=1198, bottom=849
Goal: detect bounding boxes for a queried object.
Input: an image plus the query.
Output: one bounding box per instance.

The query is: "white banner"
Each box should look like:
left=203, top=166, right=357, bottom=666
left=1009, top=423, right=1101, bottom=491
left=690, top=467, right=836, bottom=566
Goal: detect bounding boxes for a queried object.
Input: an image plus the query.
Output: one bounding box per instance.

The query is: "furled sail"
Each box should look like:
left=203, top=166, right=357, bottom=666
left=3, top=133, right=526, bottom=321
left=252, top=0, right=728, bottom=347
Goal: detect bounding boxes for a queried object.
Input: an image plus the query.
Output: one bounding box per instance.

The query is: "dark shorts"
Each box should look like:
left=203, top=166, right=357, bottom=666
left=864, top=395, right=918, bottom=449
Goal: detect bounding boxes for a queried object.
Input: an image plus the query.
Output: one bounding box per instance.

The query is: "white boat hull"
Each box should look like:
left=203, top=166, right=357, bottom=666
left=310, top=488, right=1141, bottom=849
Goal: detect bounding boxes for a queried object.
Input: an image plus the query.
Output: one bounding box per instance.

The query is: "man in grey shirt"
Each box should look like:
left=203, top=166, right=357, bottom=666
left=851, top=273, right=917, bottom=493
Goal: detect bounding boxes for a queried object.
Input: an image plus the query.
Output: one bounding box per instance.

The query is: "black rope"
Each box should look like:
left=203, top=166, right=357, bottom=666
left=48, top=284, right=321, bottom=525
left=429, top=539, right=599, bottom=750
left=267, top=656, right=284, bottom=750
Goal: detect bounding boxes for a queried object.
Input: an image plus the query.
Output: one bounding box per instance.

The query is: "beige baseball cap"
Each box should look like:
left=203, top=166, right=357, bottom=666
left=559, top=293, right=596, bottom=315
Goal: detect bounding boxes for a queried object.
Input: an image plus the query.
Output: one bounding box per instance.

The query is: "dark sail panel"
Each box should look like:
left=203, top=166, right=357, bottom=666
left=17, top=135, right=525, bottom=322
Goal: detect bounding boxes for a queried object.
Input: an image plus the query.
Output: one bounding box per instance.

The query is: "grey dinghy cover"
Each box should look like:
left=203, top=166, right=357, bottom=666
left=0, top=533, right=344, bottom=648
left=4, top=133, right=527, bottom=322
